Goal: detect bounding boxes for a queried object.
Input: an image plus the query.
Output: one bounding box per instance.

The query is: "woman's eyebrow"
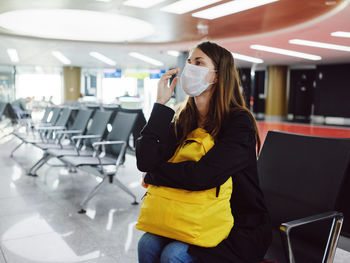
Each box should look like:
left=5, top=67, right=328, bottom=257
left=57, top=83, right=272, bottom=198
left=187, top=57, right=205, bottom=62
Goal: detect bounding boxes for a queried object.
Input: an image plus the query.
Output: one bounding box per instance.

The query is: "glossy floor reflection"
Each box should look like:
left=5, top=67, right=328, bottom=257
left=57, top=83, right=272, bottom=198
left=0, top=136, right=145, bottom=262
left=0, top=133, right=350, bottom=263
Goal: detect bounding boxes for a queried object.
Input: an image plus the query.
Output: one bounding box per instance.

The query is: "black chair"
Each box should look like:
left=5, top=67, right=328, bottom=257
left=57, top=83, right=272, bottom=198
left=118, top=108, right=146, bottom=150
left=0, top=102, right=7, bottom=118
left=258, top=131, right=350, bottom=263
left=59, top=110, right=139, bottom=212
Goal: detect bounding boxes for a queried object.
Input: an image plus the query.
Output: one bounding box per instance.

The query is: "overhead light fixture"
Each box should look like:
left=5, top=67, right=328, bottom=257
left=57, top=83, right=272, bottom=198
left=52, top=51, right=71, bottom=65
left=35, top=66, right=44, bottom=74
left=161, top=0, right=222, bottom=15
left=289, top=39, right=350, bottom=52
left=96, top=0, right=111, bottom=2
left=250, top=44, right=322, bottom=60
left=231, top=52, right=263, bottom=64
left=7, top=48, right=19, bottom=63
left=129, top=52, right=164, bottom=66
left=167, top=50, right=180, bottom=57
left=192, top=0, right=279, bottom=20
left=124, top=0, right=167, bottom=8
left=89, top=52, right=116, bottom=66
left=0, top=9, right=154, bottom=42
left=331, top=31, right=350, bottom=38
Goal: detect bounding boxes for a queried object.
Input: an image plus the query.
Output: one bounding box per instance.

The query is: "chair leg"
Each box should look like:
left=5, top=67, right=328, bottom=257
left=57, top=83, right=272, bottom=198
left=78, top=175, right=110, bottom=214
left=27, top=154, right=52, bottom=176
left=10, top=141, right=25, bottom=157
left=113, top=177, right=138, bottom=205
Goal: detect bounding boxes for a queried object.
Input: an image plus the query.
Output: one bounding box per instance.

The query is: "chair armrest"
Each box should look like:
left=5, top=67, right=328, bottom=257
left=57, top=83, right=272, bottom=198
left=280, top=211, right=343, bottom=232
left=92, top=141, right=127, bottom=173
left=279, top=211, right=343, bottom=263
left=71, top=134, right=101, bottom=141
left=92, top=140, right=126, bottom=148
left=56, top=129, right=82, bottom=135
left=36, top=126, right=66, bottom=131
left=35, top=123, right=52, bottom=128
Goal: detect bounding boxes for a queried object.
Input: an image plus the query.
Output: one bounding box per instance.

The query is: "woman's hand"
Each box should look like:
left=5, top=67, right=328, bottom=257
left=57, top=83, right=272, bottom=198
left=156, top=68, right=180, bottom=105
left=141, top=172, right=149, bottom=188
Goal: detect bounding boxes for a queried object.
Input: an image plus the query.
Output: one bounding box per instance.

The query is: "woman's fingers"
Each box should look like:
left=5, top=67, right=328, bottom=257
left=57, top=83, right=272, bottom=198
left=169, top=77, right=178, bottom=92
left=156, top=68, right=180, bottom=104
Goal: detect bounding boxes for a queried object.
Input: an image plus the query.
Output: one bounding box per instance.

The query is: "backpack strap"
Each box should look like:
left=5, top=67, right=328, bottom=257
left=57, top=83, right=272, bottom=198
left=216, top=186, right=221, bottom=197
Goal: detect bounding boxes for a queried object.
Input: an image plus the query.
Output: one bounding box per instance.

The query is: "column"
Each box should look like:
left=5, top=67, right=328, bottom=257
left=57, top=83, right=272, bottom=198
left=265, top=65, right=288, bottom=121
left=63, top=66, right=81, bottom=101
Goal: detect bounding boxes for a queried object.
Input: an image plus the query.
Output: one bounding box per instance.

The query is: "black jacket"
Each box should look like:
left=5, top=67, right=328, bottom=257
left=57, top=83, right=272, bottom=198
left=136, top=103, right=272, bottom=263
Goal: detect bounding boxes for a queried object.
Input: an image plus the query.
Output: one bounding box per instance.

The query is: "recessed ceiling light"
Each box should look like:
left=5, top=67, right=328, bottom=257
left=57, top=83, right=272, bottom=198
left=250, top=45, right=322, bottom=60
left=123, top=0, right=167, bottom=8
left=0, top=9, right=154, bottom=42
left=161, top=0, right=222, bottom=15
left=325, top=1, right=337, bottom=6
left=231, top=52, right=263, bottom=64
left=129, top=52, right=164, bottom=66
left=89, top=52, right=116, bottom=66
left=331, top=31, right=350, bottom=38
left=35, top=66, right=44, bottom=74
left=192, top=0, right=279, bottom=20
left=167, top=50, right=180, bottom=57
left=289, top=39, right=350, bottom=52
left=52, top=51, right=71, bottom=65
left=7, top=48, right=19, bottom=63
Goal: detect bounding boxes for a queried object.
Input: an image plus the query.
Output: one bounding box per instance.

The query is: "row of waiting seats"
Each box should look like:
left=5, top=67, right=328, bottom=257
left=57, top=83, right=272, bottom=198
left=8, top=104, right=146, bottom=213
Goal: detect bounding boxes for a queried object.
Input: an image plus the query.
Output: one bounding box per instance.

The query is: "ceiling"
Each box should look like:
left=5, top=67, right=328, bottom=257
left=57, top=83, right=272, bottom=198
left=0, top=0, right=349, bottom=70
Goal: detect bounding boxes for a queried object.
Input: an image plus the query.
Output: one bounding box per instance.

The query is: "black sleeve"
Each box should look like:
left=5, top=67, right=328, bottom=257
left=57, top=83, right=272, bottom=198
left=144, top=111, right=255, bottom=191
left=136, top=103, right=176, bottom=172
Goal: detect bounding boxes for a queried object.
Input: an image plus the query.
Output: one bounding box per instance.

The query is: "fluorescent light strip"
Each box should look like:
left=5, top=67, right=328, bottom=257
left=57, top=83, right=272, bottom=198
left=289, top=39, right=350, bottom=52
left=52, top=51, right=71, bottom=65
left=250, top=45, right=321, bottom=61
left=331, top=31, right=350, bottom=39
left=231, top=52, right=263, bottom=64
left=192, top=0, right=279, bottom=20
left=7, top=48, right=19, bottom=63
left=167, top=50, right=180, bottom=57
left=89, top=52, right=116, bottom=66
left=161, top=0, right=222, bottom=15
left=129, top=52, right=164, bottom=66
left=124, top=0, right=167, bottom=8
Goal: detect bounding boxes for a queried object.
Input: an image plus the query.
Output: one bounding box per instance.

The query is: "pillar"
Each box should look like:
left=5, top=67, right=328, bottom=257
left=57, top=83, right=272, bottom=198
left=63, top=66, right=81, bottom=101
left=265, top=66, right=288, bottom=121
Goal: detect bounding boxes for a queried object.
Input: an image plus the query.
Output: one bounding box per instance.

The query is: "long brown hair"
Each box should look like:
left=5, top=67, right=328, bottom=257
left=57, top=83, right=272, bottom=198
left=174, top=41, right=261, bottom=153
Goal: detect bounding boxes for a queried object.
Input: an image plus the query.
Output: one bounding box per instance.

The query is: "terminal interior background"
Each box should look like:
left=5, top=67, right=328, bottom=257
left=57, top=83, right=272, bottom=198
left=0, top=0, right=350, bottom=262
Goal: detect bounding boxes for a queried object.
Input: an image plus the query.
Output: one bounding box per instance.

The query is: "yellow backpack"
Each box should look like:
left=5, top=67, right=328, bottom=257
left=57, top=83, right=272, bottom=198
left=136, top=128, right=233, bottom=247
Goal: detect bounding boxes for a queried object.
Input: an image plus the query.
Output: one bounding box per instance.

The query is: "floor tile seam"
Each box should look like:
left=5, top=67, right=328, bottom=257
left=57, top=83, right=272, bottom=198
left=0, top=193, right=53, bottom=204
left=1, top=230, right=57, bottom=242
left=0, top=246, right=6, bottom=263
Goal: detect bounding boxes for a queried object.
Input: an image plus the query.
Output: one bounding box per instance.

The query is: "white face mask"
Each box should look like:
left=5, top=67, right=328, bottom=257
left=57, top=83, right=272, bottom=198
left=180, top=63, right=216, bottom=97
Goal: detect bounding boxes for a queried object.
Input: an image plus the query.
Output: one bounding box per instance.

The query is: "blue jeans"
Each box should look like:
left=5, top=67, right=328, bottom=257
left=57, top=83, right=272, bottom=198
left=138, top=232, right=200, bottom=263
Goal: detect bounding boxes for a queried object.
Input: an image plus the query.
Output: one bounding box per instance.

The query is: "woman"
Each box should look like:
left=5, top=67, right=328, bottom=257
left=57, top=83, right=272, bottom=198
left=136, top=41, right=272, bottom=263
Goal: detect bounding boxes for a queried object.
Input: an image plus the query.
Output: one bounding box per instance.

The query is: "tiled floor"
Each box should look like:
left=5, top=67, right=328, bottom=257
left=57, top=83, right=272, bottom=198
left=0, top=125, right=350, bottom=263
left=0, top=133, right=145, bottom=262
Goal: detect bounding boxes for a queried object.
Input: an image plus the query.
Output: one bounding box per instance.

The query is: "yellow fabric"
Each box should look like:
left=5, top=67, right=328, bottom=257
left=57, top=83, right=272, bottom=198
left=136, top=128, right=234, bottom=247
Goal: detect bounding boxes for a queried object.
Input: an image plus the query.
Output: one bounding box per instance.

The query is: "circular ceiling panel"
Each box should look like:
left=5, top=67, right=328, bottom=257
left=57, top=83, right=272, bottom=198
left=0, top=9, right=155, bottom=42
